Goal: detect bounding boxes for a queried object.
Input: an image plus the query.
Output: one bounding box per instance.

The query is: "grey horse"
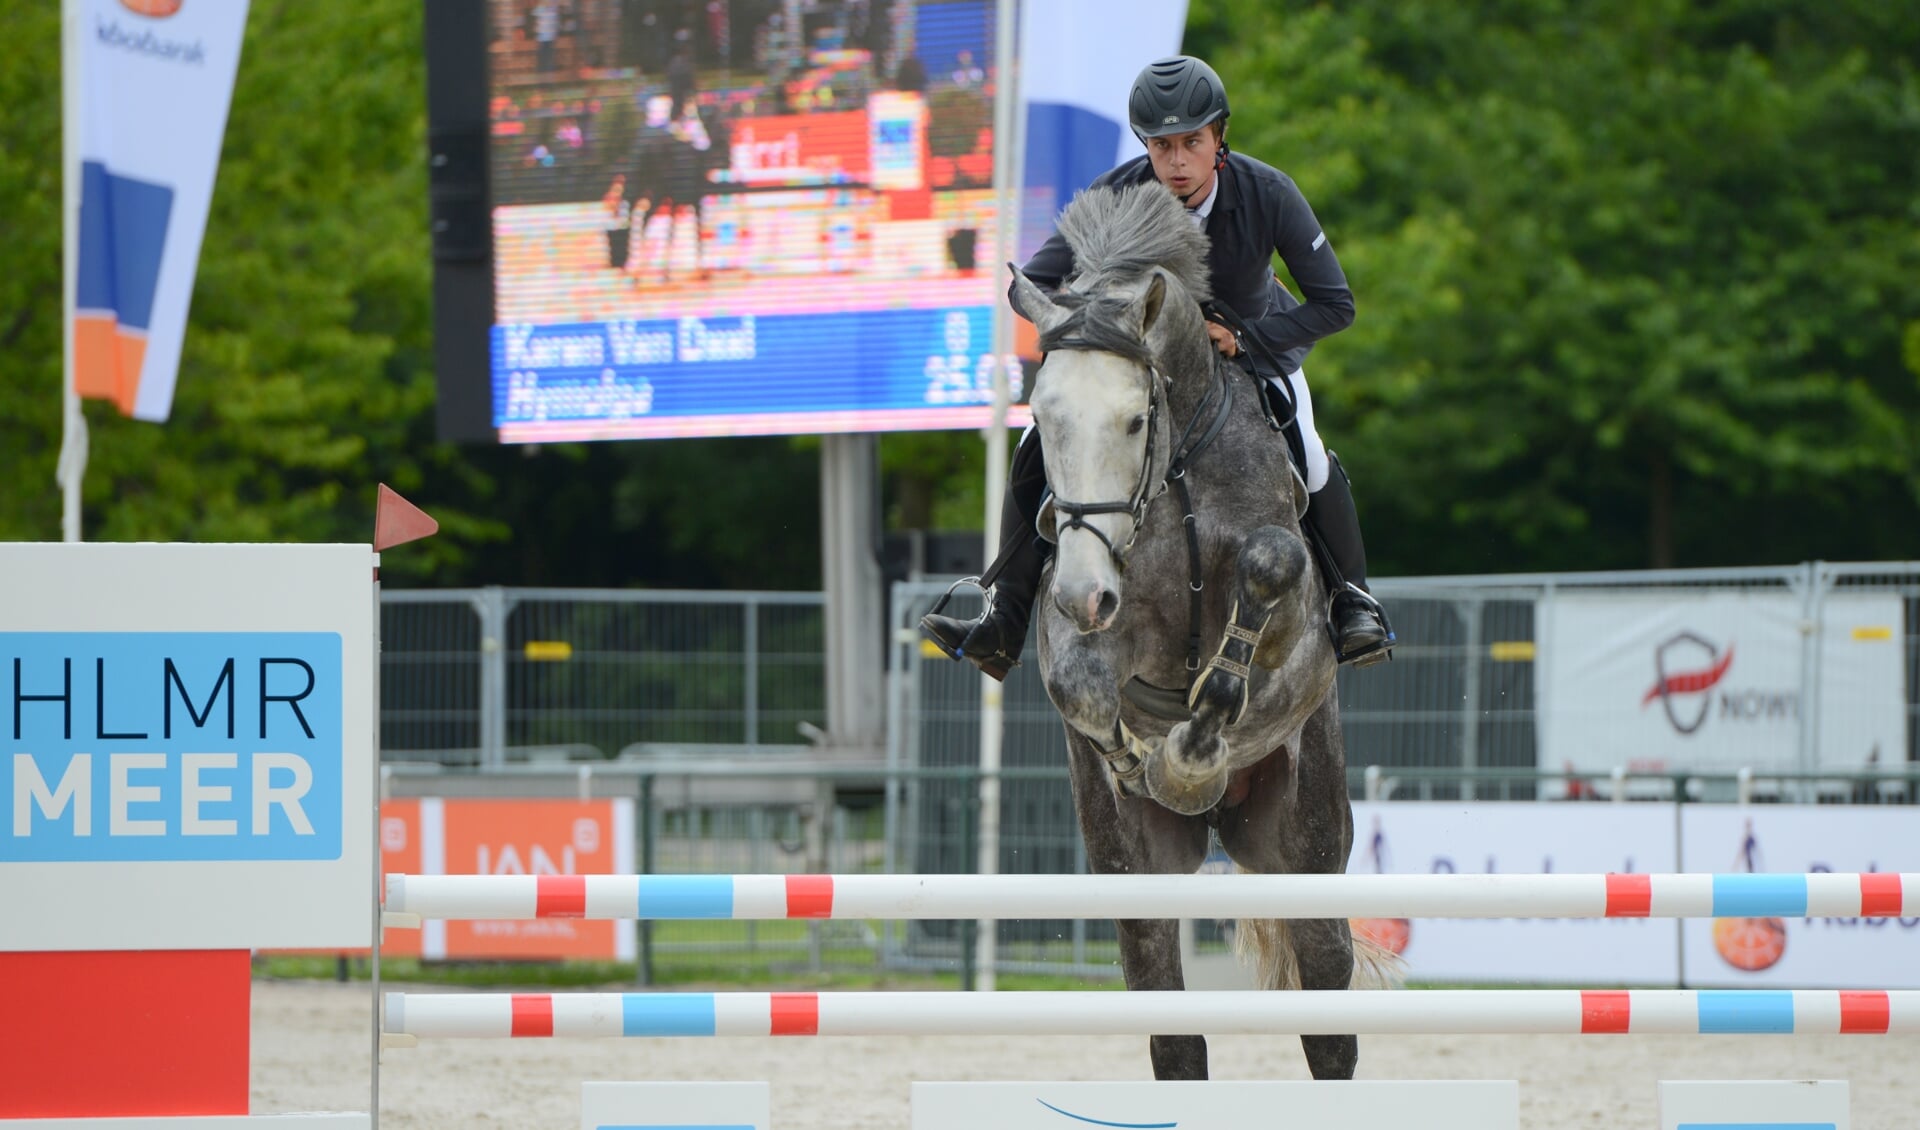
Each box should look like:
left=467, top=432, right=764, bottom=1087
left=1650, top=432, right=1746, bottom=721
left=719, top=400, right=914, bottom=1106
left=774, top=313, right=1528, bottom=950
left=1011, top=183, right=1397, bottom=1082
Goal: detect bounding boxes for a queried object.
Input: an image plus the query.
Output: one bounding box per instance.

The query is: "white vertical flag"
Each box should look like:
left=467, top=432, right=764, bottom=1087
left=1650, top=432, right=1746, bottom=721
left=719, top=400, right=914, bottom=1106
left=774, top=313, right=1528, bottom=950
left=1017, top=0, right=1189, bottom=260
left=67, top=0, right=248, bottom=422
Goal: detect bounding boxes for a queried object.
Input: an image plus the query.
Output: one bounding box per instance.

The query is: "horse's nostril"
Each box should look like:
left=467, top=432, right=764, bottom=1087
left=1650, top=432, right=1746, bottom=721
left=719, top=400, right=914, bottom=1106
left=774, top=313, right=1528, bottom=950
left=1095, top=590, right=1120, bottom=625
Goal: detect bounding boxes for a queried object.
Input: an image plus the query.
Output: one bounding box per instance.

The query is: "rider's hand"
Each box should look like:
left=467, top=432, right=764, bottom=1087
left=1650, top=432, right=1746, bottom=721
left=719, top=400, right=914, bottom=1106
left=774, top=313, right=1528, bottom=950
left=1206, top=321, right=1240, bottom=357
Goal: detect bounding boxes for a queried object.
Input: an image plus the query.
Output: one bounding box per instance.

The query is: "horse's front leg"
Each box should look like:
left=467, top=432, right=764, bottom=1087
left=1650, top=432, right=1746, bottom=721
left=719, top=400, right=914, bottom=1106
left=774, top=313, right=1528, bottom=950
left=1040, top=638, right=1157, bottom=798
left=1153, top=525, right=1310, bottom=814
left=1063, top=726, right=1211, bottom=1080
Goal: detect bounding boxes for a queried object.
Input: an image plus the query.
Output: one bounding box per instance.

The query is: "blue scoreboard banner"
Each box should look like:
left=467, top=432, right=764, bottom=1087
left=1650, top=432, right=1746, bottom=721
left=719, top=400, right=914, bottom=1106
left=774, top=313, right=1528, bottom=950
left=491, top=305, right=1024, bottom=441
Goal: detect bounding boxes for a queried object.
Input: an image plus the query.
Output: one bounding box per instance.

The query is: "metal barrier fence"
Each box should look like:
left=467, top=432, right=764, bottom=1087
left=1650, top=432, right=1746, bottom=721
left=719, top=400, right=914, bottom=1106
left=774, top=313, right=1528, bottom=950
left=888, top=562, right=1920, bottom=805
left=376, top=565, right=1917, bottom=776
left=380, top=588, right=825, bottom=767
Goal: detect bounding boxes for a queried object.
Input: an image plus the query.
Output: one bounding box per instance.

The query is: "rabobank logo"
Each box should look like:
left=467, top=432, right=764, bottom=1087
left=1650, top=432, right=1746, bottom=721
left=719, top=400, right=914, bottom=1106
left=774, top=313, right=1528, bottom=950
left=4, top=632, right=344, bottom=863
left=96, top=11, right=206, bottom=64
left=1039, top=1099, right=1176, bottom=1128
left=1640, top=630, right=1797, bottom=736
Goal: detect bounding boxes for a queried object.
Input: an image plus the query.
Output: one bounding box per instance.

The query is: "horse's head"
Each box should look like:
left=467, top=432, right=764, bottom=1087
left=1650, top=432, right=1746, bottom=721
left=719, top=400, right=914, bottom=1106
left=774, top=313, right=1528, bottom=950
left=1013, top=265, right=1179, bottom=634
left=1012, top=182, right=1216, bottom=634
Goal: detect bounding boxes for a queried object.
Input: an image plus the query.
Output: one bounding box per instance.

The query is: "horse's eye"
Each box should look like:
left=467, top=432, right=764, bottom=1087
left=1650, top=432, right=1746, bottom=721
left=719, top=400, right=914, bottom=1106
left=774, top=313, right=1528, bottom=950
left=1127, top=415, right=1146, bottom=436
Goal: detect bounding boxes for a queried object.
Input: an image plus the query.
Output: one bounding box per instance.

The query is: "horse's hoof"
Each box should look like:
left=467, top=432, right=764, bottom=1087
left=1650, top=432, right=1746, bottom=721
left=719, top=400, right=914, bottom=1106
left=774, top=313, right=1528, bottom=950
left=1143, top=741, right=1230, bottom=816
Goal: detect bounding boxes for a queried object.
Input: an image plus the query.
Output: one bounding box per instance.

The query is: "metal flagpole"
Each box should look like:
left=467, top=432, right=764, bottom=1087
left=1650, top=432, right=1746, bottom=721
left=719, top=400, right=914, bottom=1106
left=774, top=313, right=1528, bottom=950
left=58, top=0, right=86, bottom=542
left=977, top=0, right=1024, bottom=993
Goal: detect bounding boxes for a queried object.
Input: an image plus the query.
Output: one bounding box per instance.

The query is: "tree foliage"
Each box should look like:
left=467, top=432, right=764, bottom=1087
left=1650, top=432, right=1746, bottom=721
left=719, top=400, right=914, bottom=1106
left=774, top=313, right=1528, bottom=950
left=1188, top=0, right=1920, bottom=571
left=2, top=1, right=1916, bottom=584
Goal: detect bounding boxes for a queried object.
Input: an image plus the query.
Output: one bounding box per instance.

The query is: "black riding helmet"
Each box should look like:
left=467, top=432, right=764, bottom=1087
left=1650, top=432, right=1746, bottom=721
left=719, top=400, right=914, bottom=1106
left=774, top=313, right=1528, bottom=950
left=1128, top=55, right=1230, bottom=142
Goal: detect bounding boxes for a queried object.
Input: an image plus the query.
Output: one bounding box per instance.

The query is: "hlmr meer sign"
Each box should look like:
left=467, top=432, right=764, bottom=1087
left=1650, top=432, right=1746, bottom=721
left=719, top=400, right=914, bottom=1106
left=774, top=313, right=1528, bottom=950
left=0, top=544, right=374, bottom=952
left=5, top=633, right=343, bottom=862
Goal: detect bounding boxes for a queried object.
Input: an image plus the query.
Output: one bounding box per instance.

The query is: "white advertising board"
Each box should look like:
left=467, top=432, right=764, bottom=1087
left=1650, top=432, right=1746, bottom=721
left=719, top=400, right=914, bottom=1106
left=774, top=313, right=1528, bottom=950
left=1346, top=802, right=1680, bottom=985
left=3, top=1118, right=368, bottom=1130
left=912, top=1081, right=1518, bottom=1130
left=1658, top=1080, right=1849, bottom=1130
left=0, top=543, right=375, bottom=951
left=1539, top=591, right=1904, bottom=774
left=1679, top=806, right=1920, bottom=988
left=581, top=1082, right=768, bottom=1130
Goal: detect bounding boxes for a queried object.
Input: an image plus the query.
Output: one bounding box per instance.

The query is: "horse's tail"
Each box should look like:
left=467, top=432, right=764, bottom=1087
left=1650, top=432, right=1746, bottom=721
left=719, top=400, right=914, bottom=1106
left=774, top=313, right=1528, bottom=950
left=1231, top=917, right=1407, bottom=991
left=1230, top=916, right=1300, bottom=991
left=1349, top=930, right=1409, bottom=990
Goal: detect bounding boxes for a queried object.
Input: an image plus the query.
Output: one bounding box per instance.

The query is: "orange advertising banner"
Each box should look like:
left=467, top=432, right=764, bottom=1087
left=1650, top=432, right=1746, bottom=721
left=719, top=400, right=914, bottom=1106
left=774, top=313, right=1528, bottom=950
left=272, top=796, right=634, bottom=963
left=429, top=798, right=636, bottom=962
left=378, top=798, right=422, bottom=958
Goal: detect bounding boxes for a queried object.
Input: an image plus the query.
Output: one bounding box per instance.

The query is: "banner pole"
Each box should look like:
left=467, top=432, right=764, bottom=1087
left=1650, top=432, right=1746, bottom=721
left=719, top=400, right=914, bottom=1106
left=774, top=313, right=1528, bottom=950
left=975, top=0, right=1025, bottom=995
left=58, top=0, right=86, bottom=543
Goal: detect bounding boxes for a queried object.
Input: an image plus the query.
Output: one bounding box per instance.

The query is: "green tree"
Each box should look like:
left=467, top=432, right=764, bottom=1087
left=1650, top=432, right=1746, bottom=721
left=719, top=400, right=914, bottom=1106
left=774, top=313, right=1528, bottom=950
left=0, top=3, right=64, bottom=542
left=9, top=1, right=1917, bottom=586
left=1189, top=0, right=1920, bottom=572
left=0, top=1, right=486, bottom=578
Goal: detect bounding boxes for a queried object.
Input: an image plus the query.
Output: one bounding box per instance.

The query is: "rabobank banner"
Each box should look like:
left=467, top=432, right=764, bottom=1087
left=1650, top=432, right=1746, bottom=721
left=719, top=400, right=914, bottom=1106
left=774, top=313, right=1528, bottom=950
left=1348, top=802, right=1682, bottom=986
left=68, top=0, right=248, bottom=422
left=1347, top=801, right=1920, bottom=988
left=1018, top=0, right=1188, bottom=260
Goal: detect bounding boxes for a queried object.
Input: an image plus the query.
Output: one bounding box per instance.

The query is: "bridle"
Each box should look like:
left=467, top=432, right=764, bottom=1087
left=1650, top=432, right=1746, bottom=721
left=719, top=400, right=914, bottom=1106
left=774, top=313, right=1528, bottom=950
left=1038, top=337, right=1236, bottom=573
left=1038, top=338, right=1167, bottom=567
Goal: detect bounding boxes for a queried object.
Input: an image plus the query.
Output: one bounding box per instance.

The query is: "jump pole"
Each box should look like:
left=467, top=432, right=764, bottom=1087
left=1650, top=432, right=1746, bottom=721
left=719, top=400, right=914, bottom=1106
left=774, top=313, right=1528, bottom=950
left=382, top=871, right=1915, bottom=924
left=384, top=988, right=1920, bottom=1040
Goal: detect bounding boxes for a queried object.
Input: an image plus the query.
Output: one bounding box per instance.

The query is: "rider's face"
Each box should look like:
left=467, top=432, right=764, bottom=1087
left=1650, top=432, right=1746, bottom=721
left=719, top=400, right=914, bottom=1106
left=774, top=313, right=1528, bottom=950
left=1146, top=127, right=1221, bottom=204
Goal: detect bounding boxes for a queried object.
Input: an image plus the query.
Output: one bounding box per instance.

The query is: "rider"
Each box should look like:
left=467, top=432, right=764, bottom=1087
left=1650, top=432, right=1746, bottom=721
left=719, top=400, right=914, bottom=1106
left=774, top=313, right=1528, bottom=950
left=921, top=54, right=1393, bottom=680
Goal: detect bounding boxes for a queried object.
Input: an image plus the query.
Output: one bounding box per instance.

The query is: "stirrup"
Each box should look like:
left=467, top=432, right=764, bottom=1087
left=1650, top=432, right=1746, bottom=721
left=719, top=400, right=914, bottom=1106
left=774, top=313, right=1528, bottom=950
left=1328, top=583, right=1395, bottom=669
left=925, top=574, right=986, bottom=620
left=920, top=575, right=987, bottom=661
left=918, top=577, right=1020, bottom=681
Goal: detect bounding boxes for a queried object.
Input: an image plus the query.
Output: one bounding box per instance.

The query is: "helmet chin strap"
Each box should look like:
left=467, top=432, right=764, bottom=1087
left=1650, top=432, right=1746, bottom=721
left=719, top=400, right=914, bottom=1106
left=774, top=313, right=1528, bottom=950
left=1152, top=126, right=1227, bottom=206
left=1179, top=136, right=1230, bottom=205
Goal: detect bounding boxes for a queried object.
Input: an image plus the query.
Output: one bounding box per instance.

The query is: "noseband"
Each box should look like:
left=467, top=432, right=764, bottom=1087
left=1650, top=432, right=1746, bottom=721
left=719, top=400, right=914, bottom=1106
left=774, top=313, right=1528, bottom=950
left=1041, top=338, right=1167, bottom=567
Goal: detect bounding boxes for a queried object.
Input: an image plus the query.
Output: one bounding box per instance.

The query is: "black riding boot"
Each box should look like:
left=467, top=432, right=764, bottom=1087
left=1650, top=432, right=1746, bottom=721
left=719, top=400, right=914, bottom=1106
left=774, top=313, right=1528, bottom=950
left=920, top=432, right=1050, bottom=682
left=1303, top=450, right=1395, bottom=667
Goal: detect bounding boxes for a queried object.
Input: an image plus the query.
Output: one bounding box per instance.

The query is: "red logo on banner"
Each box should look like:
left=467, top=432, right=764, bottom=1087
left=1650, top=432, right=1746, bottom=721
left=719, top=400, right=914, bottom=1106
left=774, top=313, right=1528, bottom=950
left=1641, top=632, right=1734, bottom=734
left=1713, top=915, right=1787, bottom=971
left=729, top=110, right=869, bottom=182
left=1714, top=817, right=1786, bottom=972
left=120, top=0, right=184, bottom=16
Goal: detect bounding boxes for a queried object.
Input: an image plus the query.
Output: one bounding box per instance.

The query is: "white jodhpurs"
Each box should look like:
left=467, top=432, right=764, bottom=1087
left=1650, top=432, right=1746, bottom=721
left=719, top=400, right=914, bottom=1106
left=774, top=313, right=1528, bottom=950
left=1268, top=367, right=1329, bottom=493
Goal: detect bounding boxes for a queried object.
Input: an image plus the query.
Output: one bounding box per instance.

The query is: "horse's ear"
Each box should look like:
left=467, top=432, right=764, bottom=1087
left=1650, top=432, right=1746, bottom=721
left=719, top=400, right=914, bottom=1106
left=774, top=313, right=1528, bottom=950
left=1009, top=264, right=1068, bottom=335
left=1138, top=271, right=1168, bottom=334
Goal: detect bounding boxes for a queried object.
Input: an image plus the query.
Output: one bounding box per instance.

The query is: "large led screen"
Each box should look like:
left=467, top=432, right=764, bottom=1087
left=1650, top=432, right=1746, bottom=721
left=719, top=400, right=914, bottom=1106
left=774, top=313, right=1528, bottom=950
left=480, top=0, right=1025, bottom=441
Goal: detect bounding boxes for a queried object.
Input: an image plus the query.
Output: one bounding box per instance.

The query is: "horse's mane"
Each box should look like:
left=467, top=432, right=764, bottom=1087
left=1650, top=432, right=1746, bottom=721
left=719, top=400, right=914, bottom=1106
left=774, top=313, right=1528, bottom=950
left=1036, top=184, right=1214, bottom=370
left=1056, top=182, right=1212, bottom=304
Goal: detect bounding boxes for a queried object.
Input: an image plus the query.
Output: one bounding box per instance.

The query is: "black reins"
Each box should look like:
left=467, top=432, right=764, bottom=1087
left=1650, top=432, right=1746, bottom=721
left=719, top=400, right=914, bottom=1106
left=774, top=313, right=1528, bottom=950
left=1203, top=299, right=1298, bottom=436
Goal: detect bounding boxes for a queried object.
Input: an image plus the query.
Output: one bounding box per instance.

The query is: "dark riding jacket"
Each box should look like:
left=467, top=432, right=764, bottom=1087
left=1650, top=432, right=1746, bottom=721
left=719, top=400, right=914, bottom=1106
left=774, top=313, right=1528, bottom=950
left=1012, top=151, right=1355, bottom=375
